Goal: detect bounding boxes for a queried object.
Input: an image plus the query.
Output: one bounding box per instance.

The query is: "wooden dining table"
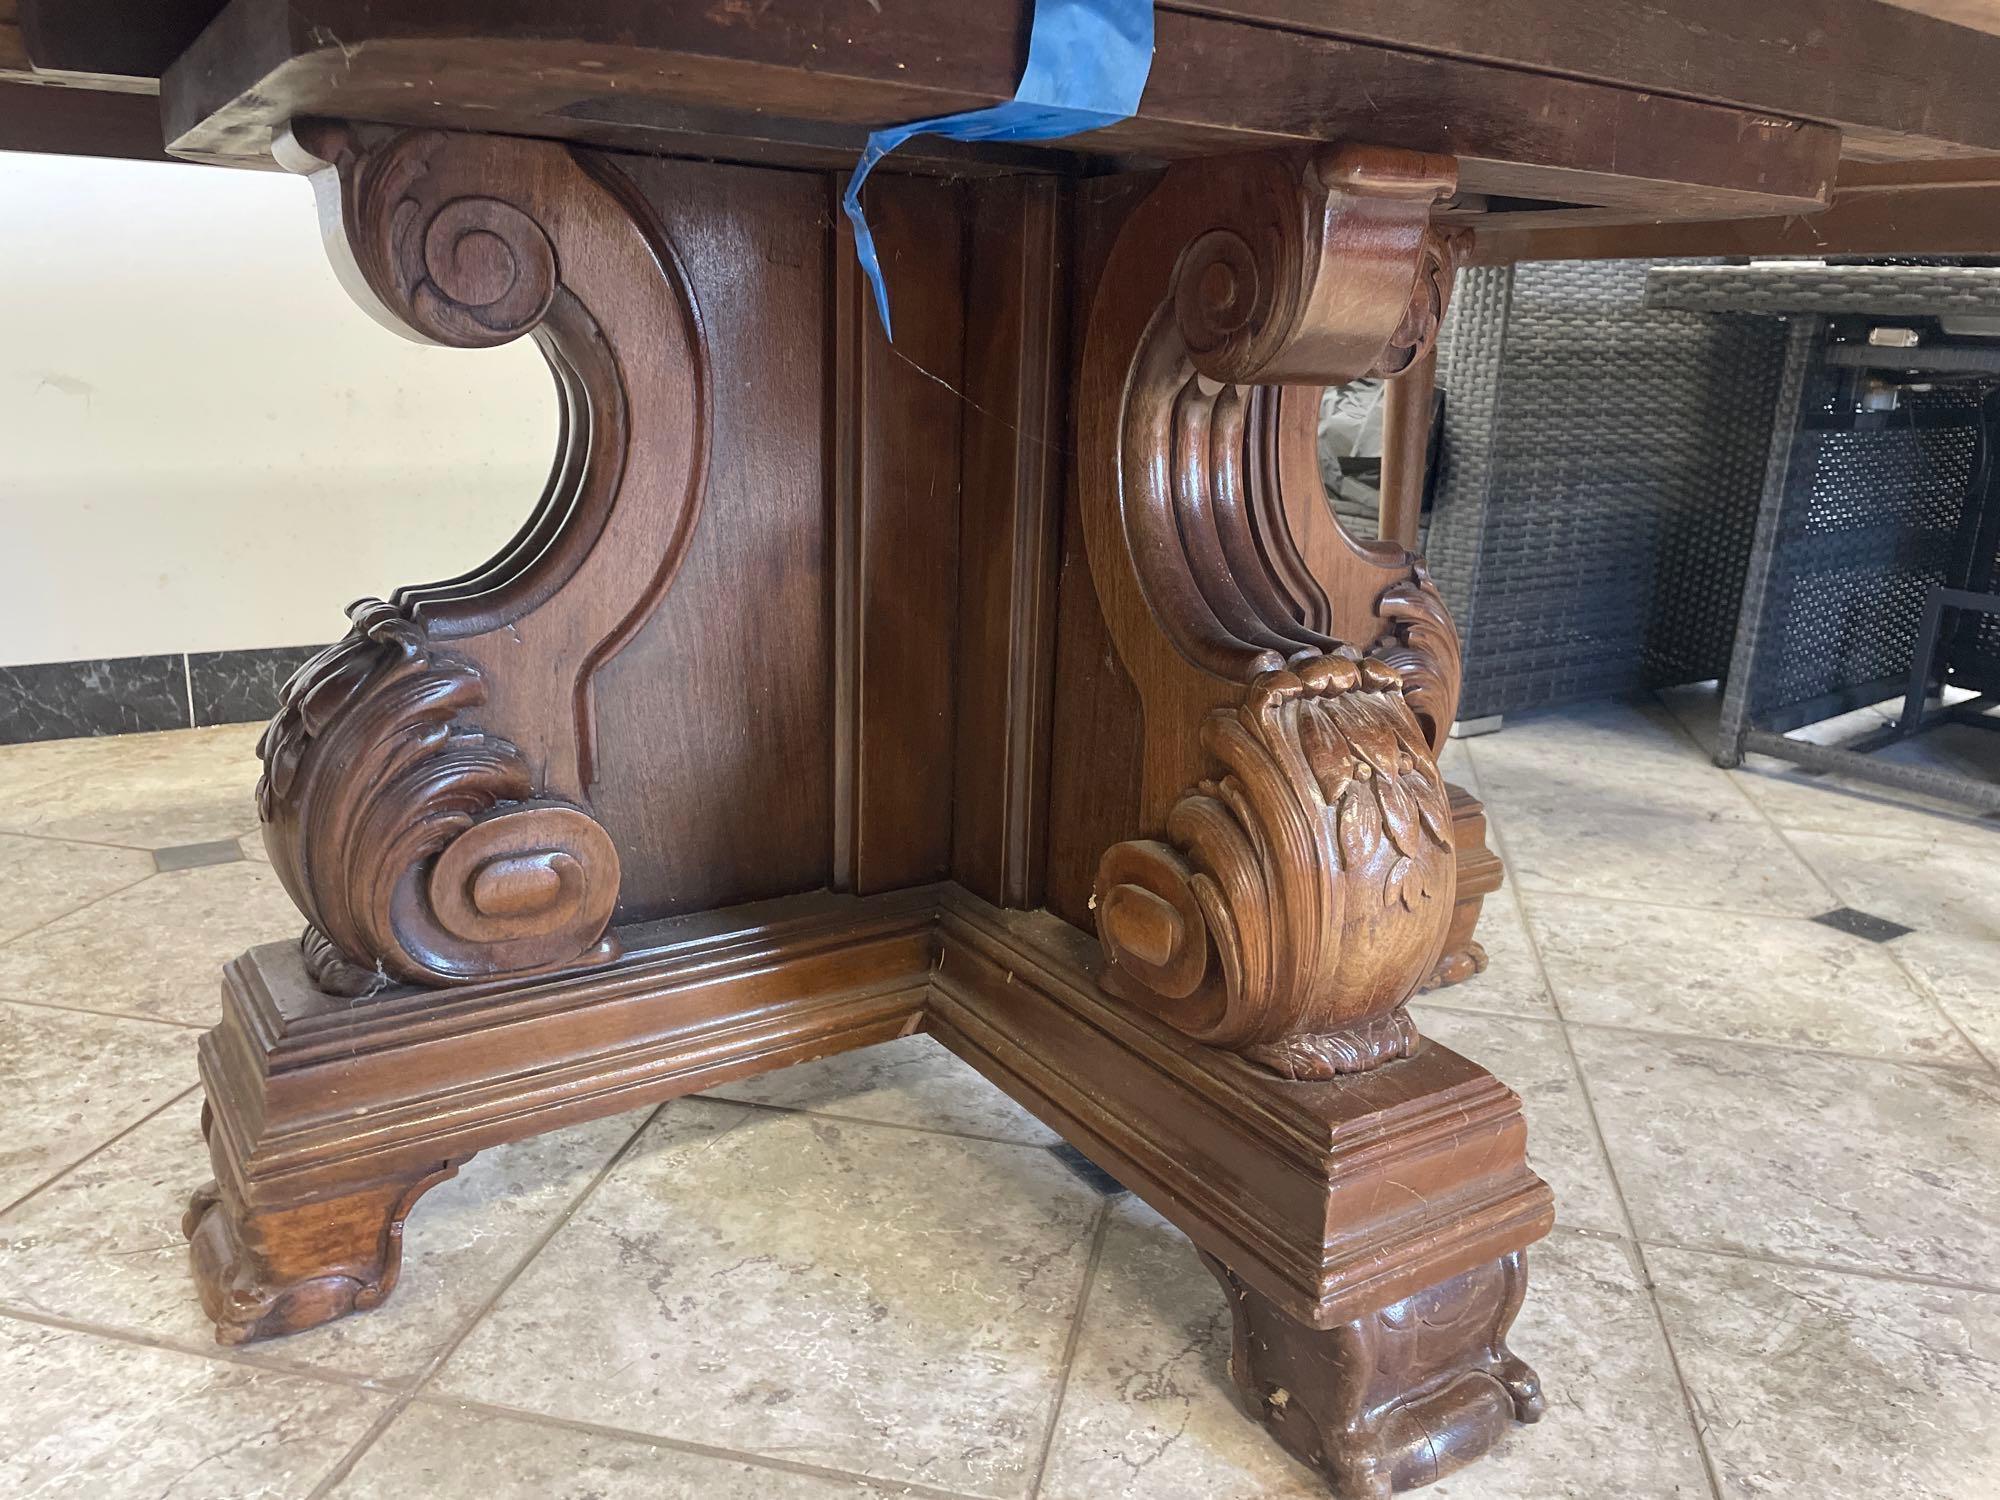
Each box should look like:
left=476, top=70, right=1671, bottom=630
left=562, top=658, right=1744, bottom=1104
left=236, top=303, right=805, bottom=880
left=8, top=3, right=2000, bottom=1492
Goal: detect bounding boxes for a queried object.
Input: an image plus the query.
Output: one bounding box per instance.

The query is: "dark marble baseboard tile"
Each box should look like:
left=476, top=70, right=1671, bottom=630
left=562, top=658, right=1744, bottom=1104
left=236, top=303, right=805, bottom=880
left=0, top=655, right=189, bottom=744
left=189, top=644, right=323, bottom=729
left=0, top=644, right=329, bottom=745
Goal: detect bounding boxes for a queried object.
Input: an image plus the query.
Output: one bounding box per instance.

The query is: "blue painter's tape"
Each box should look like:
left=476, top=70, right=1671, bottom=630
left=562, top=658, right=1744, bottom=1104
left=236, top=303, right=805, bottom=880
left=842, top=0, right=1155, bottom=340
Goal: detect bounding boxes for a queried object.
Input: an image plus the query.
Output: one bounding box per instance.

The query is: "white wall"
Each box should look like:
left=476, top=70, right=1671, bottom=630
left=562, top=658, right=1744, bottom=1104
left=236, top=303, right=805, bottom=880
left=0, top=150, right=554, bottom=666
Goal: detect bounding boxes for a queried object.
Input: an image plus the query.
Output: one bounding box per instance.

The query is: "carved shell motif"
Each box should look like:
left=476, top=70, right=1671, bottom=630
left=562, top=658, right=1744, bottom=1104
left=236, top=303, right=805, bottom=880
left=259, top=600, right=620, bottom=995
left=1095, top=652, right=1455, bottom=1077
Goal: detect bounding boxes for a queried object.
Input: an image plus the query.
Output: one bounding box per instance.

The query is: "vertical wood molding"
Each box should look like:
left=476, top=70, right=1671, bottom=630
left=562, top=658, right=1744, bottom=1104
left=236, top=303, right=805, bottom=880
left=952, top=176, right=1068, bottom=910
left=827, top=176, right=966, bottom=894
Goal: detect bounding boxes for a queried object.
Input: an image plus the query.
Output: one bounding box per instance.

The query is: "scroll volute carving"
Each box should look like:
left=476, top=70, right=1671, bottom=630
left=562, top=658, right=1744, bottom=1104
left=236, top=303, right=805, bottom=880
left=1080, top=145, right=1467, bottom=1077
left=257, top=122, right=710, bottom=994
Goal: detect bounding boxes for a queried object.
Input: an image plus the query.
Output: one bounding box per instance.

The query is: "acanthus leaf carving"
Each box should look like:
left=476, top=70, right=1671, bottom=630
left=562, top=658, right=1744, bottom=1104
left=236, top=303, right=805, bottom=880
left=1095, top=651, right=1455, bottom=1078
left=1371, top=562, right=1463, bottom=755
left=1082, top=144, right=1470, bottom=1078
left=260, top=599, right=620, bottom=996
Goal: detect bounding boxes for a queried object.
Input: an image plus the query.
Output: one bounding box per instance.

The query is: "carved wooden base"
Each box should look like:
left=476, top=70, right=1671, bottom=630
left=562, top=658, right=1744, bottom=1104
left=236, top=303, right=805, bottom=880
left=1204, top=1248, right=1543, bottom=1499
left=188, top=886, right=1550, bottom=1495
left=184, top=1123, right=464, bottom=1346
left=1245, top=1005, right=1419, bottom=1079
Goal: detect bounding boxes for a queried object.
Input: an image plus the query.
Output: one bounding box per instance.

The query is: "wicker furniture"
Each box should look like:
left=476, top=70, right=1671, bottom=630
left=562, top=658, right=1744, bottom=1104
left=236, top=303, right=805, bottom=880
left=1647, top=263, right=2000, bottom=809
left=1423, top=259, right=1788, bottom=724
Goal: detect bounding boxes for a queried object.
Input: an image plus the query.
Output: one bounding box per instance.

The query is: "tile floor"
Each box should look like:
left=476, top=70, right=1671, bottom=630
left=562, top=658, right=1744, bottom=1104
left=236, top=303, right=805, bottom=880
left=2, top=696, right=1998, bottom=1499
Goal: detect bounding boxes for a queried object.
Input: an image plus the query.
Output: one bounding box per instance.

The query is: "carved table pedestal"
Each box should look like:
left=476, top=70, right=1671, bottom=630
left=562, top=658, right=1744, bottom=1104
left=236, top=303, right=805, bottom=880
left=170, top=122, right=1550, bottom=1497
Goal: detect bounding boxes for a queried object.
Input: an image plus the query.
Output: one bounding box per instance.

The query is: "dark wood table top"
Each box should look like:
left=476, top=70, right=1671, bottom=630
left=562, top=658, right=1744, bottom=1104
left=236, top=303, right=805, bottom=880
left=7, top=1, right=2000, bottom=252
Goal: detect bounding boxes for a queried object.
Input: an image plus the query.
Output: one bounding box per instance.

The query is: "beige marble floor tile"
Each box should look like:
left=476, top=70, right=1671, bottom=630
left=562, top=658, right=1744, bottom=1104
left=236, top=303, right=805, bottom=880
left=704, top=1033, right=1061, bottom=1147
left=1732, top=761, right=1997, bottom=848
left=1787, top=830, right=2000, bottom=942
left=433, top=1098, right=1102, bottom=1499
left=0, top=1095, right=650, bottom=1386
left=1496, top=806, right=1834, bottom=917
left=338, top=1400, right=905, bottom=1498
left=1426, top=882, right=1558, bottom=1019
left=1438, top=734, right=1480, bottom=793
left=0, top=832, right=154, bottom=944
left=1526, top=894, right=1978, bottom=1064
left=0, top=724, right=263, bottom=850
left=0, top=732, right=155, bottom=803
left=1892, top=930, right=2000, bottom=1067
left=1411, top=1006, right=1627, bottom=1235
left=0, top=1000, right=193, bottom=1209
left=1468, top=699, right=1757, bottom=825
left=1650, top=1245, right=2000, bottom=1499
left=0, top=1313, right=387, bottom=1498
left=1572, top=1028, right=2000, bottom=1286
left=0, top=863, right=300, bottom=1027
left=1041, top=1204, right=1709, bottom=1500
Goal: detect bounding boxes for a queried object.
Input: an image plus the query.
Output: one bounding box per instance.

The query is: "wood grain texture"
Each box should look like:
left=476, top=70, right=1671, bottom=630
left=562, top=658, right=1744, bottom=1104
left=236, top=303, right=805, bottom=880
left=1171, top=0, right=2000, bottom=160
left=156, top=0, right=1835, bottom=222
left=188, top=884, right=1551, bottom=1485
left=1063, top=146, right=1475, bottom=1079
left=17, top=0, right=212, bottom=87
left=1204, top=1245, right=1542, bottom=1498
left=0, top=76, right=175, bottom=160
left=952, top=176, right=1068, bottom=910
left=829, top=178, right=963, bottom=895
left=185, top=888, right=936, bottom=1344
left=258, top=122, right=718, bottom=990
left=1475, top=155, right=2000, bottom=262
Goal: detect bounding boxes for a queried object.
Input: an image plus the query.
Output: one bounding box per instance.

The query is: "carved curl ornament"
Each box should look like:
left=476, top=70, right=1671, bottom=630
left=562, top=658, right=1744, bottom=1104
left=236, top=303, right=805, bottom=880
left=250, top=123, right=709, bottom=995
left=1083, top=146, right=1465, bottom=1076
left=260, top=602, right=620, bottom=995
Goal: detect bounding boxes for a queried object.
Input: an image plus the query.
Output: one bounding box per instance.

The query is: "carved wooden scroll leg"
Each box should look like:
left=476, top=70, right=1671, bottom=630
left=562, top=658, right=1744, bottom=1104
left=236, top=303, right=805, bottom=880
left=188, top=119, right=708, bottom=1341
left=1066, top=145, right=1545, bottom=1494
left=1202, top=1249, right=1543, bottom=1499
left=1078, top=146, right=1479, bottom=1081
left=183, top=1106, right=464, bottom=1346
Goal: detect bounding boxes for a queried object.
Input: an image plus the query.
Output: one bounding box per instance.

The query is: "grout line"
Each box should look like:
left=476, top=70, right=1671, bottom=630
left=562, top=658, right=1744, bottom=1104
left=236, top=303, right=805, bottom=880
left=0, top=826, right=169, bottom=856
left=1499, top=882, right=1850, bottom=924
left=0, top=1301, right=396, bottom=1395
left=1469, top=762, right=1724, bottom=1498
left=0, top=1083, right=201, bottom=1222
left=1633, top=1265, right=1729, bottom=1500
left=182, top=653, right=196, bottom=732
left=1637, top=1235, right=2000, bottom=1297
left=1883, top=944, right=2000, bottom=1079
left=0, top=993, right=209, bottom=1032
left=705, top=1089, right=1068, bottom=1153
left=1414, top=990, right=2000, bottom=1077
left=0, top=870, right=159, bottom=949
left=1756, top=812, right=2000, bottom=1083
left=1026, top=1200, right=1112, bottom=1500
left=402, top=1392, right=997, bottom=1500
left=306, top=1100, right=671, bottom=1500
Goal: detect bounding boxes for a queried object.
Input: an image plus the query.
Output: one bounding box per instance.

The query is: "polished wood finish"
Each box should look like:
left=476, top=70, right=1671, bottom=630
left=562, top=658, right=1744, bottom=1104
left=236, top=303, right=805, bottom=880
left=190, top=886, right=1551, bottom=1487
left=1055, top=145, right=1474, bottom=1080
left=4, top=1, right=1970, bottom=1489
left=1474, top=155, right=2000, bottom=263
left=149, top=0, right=1836, bottom=223
left=185, top=889, right=935, bottom=1343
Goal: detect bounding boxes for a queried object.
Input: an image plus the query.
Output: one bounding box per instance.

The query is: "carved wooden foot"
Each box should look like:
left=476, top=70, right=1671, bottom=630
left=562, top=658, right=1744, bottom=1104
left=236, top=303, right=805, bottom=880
left=183, top=1106, right=464, bottom=1345
left=1202, top=1248, right=1543, bottom=1499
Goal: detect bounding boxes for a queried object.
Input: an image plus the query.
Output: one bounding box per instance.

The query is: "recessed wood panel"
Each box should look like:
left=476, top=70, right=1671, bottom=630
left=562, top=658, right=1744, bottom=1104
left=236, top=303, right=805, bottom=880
left=588, top=155, right=833, bottom=919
